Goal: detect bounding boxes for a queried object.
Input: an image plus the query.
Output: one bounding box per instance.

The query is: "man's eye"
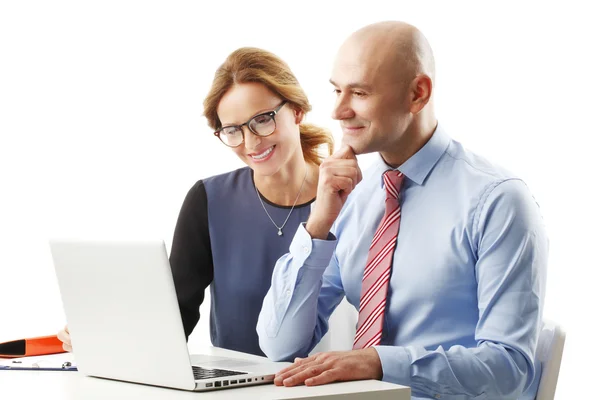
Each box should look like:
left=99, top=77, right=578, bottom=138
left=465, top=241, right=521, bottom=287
left=332, top=88, right=341, bottom=95
left=354, top=91, right=366, bottom=97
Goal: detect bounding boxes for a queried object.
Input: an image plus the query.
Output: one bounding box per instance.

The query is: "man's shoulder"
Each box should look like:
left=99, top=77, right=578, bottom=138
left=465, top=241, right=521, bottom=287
left=441, top=139, right=539, bottom=219
left=442, top=138, right=518, bottom=183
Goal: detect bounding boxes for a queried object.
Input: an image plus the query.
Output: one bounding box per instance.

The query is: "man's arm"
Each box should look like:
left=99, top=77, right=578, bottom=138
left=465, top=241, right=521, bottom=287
left=276, top=179, right=548, bottom=399
left=258, top=146, right=362, bottom=360
left=376, top=179, right=547, bottom=398
left=257, top=223, right=345, bottom=360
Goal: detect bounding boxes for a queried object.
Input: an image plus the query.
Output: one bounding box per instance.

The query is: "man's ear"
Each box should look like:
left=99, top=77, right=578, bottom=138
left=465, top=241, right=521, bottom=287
left=409, top=74, right=433, bottom=114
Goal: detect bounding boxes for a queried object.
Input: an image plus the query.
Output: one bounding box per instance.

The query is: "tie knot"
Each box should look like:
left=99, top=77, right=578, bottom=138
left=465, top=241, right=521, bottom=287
left=383, top=170, right=404, bottom=200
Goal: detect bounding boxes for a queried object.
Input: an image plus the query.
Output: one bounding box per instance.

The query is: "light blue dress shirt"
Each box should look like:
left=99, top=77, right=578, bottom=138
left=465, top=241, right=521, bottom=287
left=257, top=126, right=548, bottom=400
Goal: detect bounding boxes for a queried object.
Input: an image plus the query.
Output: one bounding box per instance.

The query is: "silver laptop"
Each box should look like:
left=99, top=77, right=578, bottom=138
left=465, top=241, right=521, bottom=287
left=49, top=239, right=290, bottom=391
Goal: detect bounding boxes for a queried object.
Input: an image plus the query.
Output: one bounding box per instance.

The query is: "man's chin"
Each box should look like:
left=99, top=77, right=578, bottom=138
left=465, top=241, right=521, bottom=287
left=341, top=136, right=373, bottom=156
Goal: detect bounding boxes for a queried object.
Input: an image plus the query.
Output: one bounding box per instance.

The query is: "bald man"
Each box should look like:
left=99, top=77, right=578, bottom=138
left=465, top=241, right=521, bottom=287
left=257, top=21, right=547, bottom=400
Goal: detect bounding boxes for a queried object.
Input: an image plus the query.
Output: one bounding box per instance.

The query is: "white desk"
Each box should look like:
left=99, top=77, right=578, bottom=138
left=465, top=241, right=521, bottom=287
left=0, top=347, right=411, bottom=399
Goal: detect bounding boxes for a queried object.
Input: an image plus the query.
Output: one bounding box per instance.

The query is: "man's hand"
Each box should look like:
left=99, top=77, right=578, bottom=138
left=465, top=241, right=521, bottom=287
left=273, top=348, right=383, bottom=387
left=306, top=145, right=362, bottom=239
left=57, top=325, right=72, bottom=352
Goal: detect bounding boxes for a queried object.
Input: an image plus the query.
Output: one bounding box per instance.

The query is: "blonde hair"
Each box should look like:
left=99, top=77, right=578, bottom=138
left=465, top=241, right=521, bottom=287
left=203, top=47, right=333, bottom=165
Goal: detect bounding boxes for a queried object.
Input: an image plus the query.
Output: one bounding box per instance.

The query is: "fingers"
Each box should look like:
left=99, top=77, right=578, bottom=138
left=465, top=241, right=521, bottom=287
left=331, top=145, right=356, bottom=160
left=274, top=353, right=337, bottom=387
left=276, top=359, right=341, bottom=387
left=324, top=176, right=355, bottom=195
left=275, top=350, right=382, bottom=388
left=307, top=147, right=362, bottom=238
left=57, top=328, right=70, bottom=344
left=274, top=362, right=301, bottom=379
left=274, top=364, right=308, bottom=386
left=276, top=362, right=333, bottom=387
left=320, top=159, right=359, bottom=169
left=305, top=369, right=339, bottom=386
left=274, top=355, right=315, bottom=385
left=57, top=325, right=72, bottom=353
left=319, top=160, right=362, bottom=190
left=282, top=364, right=329, bottom=387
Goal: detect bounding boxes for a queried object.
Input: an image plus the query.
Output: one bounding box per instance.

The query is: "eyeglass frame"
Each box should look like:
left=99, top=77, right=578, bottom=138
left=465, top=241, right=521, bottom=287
left=213, top=101, right=288, bottom=148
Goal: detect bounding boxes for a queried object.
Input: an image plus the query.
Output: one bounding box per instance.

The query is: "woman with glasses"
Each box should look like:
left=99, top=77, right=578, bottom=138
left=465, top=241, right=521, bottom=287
left=58, top=47, right=353, bottom=357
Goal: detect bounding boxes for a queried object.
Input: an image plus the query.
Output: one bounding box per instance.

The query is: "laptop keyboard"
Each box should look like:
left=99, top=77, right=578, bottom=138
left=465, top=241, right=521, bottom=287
left=192, top=366, right=248, bottom=380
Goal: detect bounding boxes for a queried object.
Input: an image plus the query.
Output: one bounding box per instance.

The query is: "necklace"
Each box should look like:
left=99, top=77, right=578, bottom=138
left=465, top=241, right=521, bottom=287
left=255, top=166, right=308, bottom=236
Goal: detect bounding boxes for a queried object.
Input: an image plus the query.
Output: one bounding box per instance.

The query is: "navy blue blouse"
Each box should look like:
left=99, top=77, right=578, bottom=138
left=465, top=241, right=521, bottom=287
left=169, top=167, right=313, bottom=356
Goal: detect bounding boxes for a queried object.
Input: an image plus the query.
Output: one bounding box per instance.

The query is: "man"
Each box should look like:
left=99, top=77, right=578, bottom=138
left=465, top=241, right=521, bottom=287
left=256, top=21, right=547, bottom=399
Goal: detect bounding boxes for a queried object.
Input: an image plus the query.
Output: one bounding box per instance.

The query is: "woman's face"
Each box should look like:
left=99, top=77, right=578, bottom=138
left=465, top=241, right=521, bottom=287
left=216, top=82, right=303, bottom=177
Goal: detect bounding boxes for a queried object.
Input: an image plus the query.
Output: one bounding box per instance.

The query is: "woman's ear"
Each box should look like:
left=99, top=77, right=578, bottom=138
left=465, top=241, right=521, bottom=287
left=293, top=107, right=304, bottom=125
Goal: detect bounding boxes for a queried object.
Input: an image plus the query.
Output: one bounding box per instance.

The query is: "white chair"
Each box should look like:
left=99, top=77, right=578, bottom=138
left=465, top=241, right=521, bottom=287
left=534, top=320, right=566, bottom=400
left=310, top=298, right=358, bottom=354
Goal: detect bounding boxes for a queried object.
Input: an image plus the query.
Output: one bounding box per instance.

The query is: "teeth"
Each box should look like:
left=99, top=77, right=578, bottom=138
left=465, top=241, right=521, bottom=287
left=251, top=146, right=274, bottom=160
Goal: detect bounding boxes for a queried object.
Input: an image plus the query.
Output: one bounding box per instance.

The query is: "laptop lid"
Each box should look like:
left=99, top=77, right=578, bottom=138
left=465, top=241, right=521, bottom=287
left=51, top=239, right=290, bottom=392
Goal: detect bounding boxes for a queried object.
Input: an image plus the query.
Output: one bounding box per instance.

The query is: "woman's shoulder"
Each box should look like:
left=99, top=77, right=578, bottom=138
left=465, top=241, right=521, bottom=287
left=201, top=166, right=253, bottom=195
left=180, top=167, right=251, bottom=199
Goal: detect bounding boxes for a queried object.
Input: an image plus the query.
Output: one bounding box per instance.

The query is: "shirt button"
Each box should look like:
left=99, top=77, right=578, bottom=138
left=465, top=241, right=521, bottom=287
left=434, top=395, right=441, bottom=399
left=302, top=246, right=309, bottom=254
left=285, top=290, right=292, bottom=297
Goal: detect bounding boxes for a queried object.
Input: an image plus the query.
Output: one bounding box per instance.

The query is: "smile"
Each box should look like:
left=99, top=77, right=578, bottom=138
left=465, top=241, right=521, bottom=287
left=250, top=145, right=275, bottom=160
left=342, top=126, right=365, bottom=135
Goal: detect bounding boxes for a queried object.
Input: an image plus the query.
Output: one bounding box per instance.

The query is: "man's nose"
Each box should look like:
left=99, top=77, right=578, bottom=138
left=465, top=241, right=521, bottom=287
left=332, top=93, right=354, bottom=120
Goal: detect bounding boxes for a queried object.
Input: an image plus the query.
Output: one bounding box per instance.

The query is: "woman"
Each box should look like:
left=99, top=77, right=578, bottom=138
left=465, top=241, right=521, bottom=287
left=58, top=47, right=334, bottom=356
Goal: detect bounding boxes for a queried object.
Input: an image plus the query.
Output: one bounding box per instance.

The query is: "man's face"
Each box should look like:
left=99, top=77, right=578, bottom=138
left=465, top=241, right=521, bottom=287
left=330, top=41, right=410, bottom=155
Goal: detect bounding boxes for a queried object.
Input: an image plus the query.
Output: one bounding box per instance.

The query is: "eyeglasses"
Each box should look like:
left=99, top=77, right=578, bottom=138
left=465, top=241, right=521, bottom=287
left=214, top=101, right=287, bottom=147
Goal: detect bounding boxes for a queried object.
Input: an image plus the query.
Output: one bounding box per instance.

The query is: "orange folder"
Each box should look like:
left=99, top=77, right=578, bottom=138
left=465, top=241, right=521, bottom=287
left=0, top=335, right=65, bottom=358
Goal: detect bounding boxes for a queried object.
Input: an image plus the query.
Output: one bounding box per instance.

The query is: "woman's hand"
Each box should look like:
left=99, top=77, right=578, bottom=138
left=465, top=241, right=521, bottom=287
left=57, top=325, right=72, bottom=352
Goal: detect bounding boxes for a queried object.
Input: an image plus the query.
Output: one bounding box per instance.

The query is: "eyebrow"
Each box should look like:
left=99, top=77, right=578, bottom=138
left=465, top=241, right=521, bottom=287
left=329, top=79, right=373, bottom=92
left=220, top=105, right=279, bottom=127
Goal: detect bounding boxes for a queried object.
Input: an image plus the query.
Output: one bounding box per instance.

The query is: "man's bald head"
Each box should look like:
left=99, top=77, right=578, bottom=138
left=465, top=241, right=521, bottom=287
left=339, top=21, right=435, bottom=88
left=330, top=21, right=438, bottom=164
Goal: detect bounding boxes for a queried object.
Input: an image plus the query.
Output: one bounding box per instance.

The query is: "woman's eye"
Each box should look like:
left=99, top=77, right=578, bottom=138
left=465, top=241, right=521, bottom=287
left=254, top=115, right=270, bottom=125
left=223, top=128, right=239, bottom=136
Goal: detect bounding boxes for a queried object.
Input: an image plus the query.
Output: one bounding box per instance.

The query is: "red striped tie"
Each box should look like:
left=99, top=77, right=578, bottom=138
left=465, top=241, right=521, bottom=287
left=353, top=169, right=404, bottom=350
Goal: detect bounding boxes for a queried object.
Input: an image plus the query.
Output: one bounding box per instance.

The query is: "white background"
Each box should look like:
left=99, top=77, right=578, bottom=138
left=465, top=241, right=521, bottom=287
left=1, top=1, right=598, bottom=398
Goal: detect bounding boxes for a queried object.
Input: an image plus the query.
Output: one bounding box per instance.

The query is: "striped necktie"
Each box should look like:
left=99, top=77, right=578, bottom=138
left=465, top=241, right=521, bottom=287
left=353, top=169, right=404, bottom=350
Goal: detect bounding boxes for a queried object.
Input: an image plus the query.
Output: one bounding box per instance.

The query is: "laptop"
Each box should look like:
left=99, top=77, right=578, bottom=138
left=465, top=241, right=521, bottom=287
left=49, top=239, right=290, bottom=391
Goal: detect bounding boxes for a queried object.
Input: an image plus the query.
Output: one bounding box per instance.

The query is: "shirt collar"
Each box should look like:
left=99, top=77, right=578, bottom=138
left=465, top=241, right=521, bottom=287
left=376, top=124, right=450, bottom=187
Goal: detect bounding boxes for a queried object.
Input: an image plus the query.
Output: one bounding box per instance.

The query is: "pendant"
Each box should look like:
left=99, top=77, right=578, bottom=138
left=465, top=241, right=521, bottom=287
left=278, top=229, right=283, bottom=236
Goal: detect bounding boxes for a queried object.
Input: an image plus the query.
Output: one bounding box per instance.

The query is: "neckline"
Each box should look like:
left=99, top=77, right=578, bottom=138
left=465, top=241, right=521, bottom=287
left=250, top=169, right=316, bottom=210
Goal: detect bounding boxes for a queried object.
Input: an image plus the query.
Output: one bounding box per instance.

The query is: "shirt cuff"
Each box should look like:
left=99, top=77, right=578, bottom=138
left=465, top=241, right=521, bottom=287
left=374, top=345, right=411, bottom=386
left=289, top=223, right=337, bottom=269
